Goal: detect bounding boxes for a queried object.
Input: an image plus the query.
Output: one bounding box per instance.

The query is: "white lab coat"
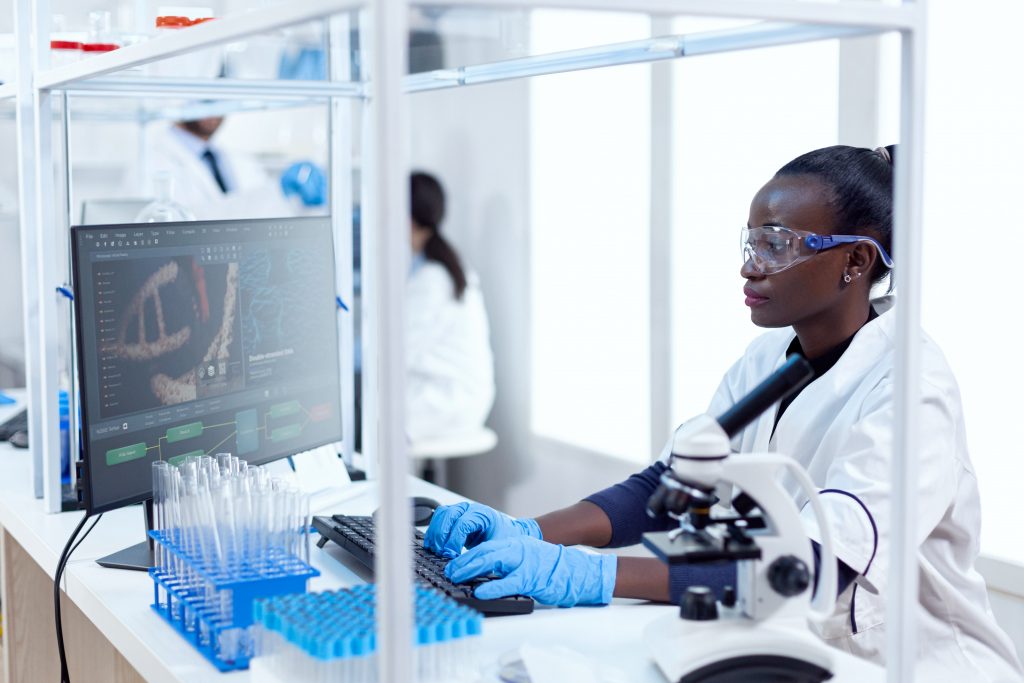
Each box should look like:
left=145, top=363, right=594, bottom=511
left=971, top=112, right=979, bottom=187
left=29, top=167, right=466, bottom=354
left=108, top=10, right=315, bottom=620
left=405, top=259, right=495, bottom=442
left=139, top=123, right=292, bottom=220
left=660, top=297, right=1023, bottom=681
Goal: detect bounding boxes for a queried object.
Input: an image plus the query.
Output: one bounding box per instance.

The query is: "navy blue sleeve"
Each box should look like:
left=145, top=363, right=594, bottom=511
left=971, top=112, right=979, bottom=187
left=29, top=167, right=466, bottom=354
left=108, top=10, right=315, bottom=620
left=812, top=541, right=858, bottom=596
left=670, top=562, right=737, bottom=604
left=583, top=461, right=676, bottom=548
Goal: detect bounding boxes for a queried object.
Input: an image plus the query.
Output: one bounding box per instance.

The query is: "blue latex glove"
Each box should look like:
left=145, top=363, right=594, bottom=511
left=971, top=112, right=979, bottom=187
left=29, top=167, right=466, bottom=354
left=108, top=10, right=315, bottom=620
left=446, top=536, right=616, bottom=608
left=424, top=502, right=541, bottom=559
left=280, top=161, right=326, bottom=207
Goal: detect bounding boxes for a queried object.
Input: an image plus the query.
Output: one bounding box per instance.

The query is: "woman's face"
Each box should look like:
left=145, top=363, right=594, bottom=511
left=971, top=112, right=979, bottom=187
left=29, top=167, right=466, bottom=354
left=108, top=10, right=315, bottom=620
left=742, top=175, right=853, bottom=329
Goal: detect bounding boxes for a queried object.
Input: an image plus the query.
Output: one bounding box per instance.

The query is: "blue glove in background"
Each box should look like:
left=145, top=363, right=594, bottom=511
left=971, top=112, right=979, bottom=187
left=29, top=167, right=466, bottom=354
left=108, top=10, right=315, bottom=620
left=424, top=502, right=541, bottom=559
left=280, top=161, right=326, bottom=206
left=446, top=536, right=616, bottom=608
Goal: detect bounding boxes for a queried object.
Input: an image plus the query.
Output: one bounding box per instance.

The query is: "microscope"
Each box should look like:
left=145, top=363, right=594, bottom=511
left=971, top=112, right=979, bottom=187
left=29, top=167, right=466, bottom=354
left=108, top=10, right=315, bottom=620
left=642, top=355, right=839, bottom=683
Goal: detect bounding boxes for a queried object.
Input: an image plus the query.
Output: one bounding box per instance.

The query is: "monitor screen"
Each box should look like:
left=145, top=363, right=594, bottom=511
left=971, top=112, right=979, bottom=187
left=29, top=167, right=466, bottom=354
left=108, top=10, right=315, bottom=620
left=71, top=217, right=343, bottom=513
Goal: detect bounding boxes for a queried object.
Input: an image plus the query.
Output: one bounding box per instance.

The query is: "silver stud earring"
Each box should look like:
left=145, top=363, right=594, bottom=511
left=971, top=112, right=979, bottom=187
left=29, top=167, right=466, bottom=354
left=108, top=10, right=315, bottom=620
left=843, top=273, right=852, bottom=283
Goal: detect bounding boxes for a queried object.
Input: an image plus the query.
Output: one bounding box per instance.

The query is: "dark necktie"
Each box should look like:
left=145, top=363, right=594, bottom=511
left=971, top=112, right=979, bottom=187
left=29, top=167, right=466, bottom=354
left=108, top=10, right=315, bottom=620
left=201, top=149, right=228, bottom=194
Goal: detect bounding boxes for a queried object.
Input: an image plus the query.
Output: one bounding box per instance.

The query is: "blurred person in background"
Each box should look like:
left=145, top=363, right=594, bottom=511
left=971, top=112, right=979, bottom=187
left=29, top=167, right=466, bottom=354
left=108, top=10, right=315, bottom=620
left=141, top=115, right=325, bottom=220
left=405, top=171, right=495, bottom=441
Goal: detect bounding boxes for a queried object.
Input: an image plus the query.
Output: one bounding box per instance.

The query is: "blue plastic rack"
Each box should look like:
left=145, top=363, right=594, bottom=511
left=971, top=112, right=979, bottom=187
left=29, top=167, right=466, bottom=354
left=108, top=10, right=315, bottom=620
left=148, top=529, right=320, bottom=671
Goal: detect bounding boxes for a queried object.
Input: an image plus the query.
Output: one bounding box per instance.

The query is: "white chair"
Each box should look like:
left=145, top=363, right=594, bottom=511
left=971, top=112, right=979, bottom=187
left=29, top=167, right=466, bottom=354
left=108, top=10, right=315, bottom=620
left=409, top=427, right=498, bottom=488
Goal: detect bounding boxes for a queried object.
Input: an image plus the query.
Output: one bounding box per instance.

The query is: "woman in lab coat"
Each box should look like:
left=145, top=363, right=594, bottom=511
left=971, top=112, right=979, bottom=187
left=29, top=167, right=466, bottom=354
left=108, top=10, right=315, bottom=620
left=405, top=171, right=495, bottom=442
left=425, top=146, right=1023, bottom=680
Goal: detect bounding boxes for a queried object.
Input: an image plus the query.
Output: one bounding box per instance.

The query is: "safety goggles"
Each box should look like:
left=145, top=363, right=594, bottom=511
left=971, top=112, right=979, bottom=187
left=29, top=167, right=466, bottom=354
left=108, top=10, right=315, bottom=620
left=741, top=225, right=895, bottom=276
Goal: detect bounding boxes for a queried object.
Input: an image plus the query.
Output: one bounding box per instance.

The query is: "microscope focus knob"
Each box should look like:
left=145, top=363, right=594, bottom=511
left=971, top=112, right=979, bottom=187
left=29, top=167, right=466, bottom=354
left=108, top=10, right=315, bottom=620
left=768, top=555, right=811, bottom=597
left=680, top=586, right=718, bottom=621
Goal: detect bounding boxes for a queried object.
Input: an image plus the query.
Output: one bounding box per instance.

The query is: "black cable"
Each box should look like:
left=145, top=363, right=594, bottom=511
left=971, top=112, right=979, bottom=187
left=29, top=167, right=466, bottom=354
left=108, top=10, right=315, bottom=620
left=66, top=514, right=102, bottom=569
left=54, top=512, right=101, bottom=683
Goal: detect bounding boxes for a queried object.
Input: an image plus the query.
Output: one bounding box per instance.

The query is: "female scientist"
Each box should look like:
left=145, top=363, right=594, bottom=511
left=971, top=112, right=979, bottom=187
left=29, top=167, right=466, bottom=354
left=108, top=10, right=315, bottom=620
left=405, top=171, right=495, bottom=441
left=425, top=146, right=1023, bottom=679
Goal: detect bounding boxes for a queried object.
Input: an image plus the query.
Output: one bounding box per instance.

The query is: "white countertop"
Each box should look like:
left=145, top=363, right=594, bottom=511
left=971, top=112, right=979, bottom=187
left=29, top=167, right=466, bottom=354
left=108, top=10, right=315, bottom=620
left=0, top=395, right=881, bottom=682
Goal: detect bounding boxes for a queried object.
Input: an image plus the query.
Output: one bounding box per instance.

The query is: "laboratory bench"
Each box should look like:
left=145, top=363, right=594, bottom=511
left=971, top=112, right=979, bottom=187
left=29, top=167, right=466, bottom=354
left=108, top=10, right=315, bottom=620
left=0, top=400, right=882, bottom=683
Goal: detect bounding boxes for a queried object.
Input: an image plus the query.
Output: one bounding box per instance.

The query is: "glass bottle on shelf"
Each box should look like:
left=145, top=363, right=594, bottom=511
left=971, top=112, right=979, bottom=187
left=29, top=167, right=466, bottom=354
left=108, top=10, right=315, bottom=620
left=81, top=10, right=120, bottom=55
left=135, top=172, right=196, bottom=223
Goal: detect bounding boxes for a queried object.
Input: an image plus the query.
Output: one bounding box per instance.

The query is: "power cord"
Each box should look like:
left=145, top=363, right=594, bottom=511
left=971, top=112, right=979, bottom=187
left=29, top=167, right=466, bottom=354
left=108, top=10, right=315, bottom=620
left=54, top=512, right=102, bottom=683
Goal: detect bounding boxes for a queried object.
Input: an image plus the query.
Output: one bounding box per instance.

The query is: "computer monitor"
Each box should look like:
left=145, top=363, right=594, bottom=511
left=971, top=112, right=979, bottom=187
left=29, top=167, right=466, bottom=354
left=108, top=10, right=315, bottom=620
left=71, top=217, right=343, bottom=528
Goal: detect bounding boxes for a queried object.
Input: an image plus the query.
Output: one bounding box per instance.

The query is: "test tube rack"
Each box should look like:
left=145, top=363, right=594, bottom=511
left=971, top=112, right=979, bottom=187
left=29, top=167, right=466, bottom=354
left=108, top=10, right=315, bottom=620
left=148, top=528, right=320, bottom=672
left=250, top=584, right=484, bottom=682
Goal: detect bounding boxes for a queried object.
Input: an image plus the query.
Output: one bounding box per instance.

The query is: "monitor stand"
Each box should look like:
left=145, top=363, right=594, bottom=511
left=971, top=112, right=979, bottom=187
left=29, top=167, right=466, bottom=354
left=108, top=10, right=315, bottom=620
left=97, top=499, right=154, bottom=572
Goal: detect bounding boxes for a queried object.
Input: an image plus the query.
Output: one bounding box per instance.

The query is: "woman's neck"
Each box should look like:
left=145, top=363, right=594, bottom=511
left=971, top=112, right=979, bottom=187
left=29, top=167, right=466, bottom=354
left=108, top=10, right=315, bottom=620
left=793, top=300, right=872, bottom=359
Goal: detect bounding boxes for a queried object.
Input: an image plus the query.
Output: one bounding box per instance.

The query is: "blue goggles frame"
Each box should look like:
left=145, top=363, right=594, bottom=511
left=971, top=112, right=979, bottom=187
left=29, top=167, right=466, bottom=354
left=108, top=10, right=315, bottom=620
left=742, top=225, right=895, bottom=276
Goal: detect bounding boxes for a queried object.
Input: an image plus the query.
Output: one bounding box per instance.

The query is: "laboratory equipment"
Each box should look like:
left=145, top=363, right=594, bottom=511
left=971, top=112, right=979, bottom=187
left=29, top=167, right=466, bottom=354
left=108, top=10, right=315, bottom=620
left=135, top=172, right=196, bottom=222
left=70, top=217, right=343, bottom=569
left=81, top=11, right=119, bottom=54
left=250, top=584, right=483, bottom=683
left=149, top=456, right=318, bottom=671
left=0, top=393, right=69, bottom=463
left=312, top=514, right=535, bottom=616
left=642, top=355, right=840, bottom=682
left=0, top=407, right=28, bottom=441
left=59, top=389, right=69, bottom=483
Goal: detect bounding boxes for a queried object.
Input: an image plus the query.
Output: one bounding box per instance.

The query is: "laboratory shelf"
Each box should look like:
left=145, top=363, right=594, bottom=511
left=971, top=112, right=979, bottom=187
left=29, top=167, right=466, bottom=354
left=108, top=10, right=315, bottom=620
left=410, top=0, right=919, bottom=30
left=39, top=20, right=876, bottom=103
left=406, top=20, right=876, bottom=93
left=0, top=95, right=325, bottom=124
left=36, top=0, right=362, bottom=92
left=64, top=76, right=363, bottom=100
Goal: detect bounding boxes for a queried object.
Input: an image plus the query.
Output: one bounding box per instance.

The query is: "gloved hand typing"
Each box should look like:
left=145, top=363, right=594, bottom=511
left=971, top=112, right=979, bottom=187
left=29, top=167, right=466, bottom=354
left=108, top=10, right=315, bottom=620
left=280, top=161, right=326, bottom=207
left=424, top=502, right=541, bottom=559
left=445, top=537, right=616, bottom=608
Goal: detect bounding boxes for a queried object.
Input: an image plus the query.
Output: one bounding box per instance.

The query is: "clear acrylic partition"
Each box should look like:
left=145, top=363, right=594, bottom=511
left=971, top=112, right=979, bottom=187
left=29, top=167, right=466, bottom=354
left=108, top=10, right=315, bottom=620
left=0, top=98, right=23, bottom=389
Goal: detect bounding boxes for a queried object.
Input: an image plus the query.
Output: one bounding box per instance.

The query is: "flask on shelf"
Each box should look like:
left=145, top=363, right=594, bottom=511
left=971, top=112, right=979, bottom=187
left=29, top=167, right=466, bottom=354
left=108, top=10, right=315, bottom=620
left=81, top=10, right=120, bottom=55
left=135, top=172, right=196, bottom=223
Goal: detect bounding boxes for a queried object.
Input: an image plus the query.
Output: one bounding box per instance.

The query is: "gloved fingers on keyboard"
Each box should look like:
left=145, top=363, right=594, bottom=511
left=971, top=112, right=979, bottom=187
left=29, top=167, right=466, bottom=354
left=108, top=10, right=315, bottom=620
left=424, top=502, right=470, bottom=558
left=445, top=538, right=523, bottom=584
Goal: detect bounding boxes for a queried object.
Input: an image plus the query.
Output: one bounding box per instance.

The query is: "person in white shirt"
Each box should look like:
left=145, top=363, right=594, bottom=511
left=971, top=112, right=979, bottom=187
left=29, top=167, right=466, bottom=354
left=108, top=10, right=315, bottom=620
left=405, top=171, right=495, bottom=442
left=141, top=116, right=322, bottom=220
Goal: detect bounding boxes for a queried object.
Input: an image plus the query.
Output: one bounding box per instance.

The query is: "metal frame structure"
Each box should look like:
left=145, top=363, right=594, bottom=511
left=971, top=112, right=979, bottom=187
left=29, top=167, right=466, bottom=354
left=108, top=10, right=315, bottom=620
left=8, top=1, right=925, bottom=680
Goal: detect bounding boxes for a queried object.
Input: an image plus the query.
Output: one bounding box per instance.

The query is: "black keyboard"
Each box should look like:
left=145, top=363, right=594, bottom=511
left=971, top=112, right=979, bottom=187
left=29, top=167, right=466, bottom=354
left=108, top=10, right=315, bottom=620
left=0, top=408, right=27, bottom=441
left=313, top=514, right=534, bottom=617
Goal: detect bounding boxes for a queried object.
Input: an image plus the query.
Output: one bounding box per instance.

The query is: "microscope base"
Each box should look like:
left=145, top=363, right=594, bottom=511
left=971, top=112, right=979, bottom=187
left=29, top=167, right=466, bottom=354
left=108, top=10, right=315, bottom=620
left=645, top=613, right=835, bottom=683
